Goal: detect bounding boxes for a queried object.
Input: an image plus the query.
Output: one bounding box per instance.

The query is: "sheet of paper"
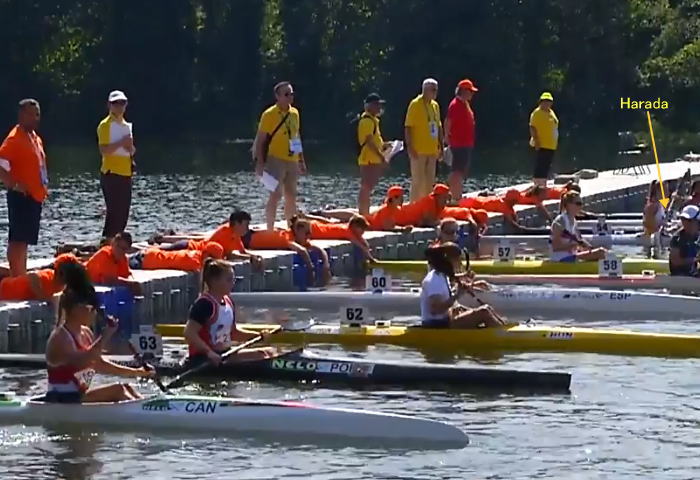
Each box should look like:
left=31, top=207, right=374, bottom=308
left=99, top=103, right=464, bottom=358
left=260, top=171, right=279, bottom=192
left=383, top=140, right=404, bottom=163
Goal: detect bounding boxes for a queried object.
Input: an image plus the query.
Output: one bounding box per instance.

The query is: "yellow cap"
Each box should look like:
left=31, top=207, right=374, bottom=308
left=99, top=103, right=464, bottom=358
left=539, top=91, right=554, bottom=102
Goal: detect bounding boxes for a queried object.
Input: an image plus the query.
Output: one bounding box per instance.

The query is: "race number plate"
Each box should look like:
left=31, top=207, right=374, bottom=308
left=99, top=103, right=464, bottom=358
left=598, top=253, right=622, bottom=278
left=493, top=240, right=515, bottom=263
left=366, top=268, right=391, bottom=293
left=130, top=325, right=164, bottom=357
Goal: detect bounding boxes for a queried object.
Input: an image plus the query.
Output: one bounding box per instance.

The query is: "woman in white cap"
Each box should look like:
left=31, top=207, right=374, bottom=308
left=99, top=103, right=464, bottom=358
left=529, top=91, right=558, bottom=186
left=97, top=90, right=135, bottom=242
left=669, top=204, right=700, bottom=276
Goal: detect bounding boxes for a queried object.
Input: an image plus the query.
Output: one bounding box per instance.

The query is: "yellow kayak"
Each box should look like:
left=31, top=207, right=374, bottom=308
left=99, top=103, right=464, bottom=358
left=373, top=258, right=669, bottom=275
left=156, top=322, right=700, bottom=358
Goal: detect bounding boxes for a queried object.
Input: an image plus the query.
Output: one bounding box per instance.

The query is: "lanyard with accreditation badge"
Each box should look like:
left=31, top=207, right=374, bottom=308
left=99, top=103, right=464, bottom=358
left=282, top=110, right=303, bottom=155
left=422, top=99, right=439, bottom=139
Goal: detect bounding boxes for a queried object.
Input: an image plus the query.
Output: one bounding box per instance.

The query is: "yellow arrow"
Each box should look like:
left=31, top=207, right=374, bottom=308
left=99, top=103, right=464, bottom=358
left=646, top=110, right=669, bottom=208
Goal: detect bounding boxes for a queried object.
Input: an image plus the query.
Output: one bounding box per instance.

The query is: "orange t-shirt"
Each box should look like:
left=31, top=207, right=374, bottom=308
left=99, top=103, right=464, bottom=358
left=249, top=230, right=294, bottom=249
left=394, top=196, right=442, bottom=226
left=458, top=196, right=515, bottom=217
left=0, top=269, right=56, bottom=300
left=546, top=186, right=566, bottom=200
left=309, top=221, right=354, bottom=240
left=205, top=224, right=245, bottom=254
left=85, top=246, right=131, bottom=284
left=0, top=125, right=48, bottom=202
left=367, top=204, right=400, bottom=230
left=440, top=206, right=474, bottom=222
left=142, top=248, right=204, bottom=271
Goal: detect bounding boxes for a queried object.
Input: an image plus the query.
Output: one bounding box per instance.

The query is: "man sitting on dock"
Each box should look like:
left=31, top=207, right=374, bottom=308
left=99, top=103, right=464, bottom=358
left=84, top=232, right=141, bottom=295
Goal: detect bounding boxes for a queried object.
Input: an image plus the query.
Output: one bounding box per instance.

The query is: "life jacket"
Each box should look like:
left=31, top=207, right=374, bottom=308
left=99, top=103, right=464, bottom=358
left=188, top=293, right=236, bottom=357
left=46, top=326, right=95, bottom=393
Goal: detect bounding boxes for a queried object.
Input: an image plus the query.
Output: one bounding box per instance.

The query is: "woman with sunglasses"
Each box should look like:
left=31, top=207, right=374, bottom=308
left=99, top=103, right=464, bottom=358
left=184, top=259, right=275, bottom=367
left=421, top=243, right=504, bottom=329
left=669, top=205, right=700, bottom=277
left=45, top=266, right=152, bottom=403
left=550, top=192, right=606, bottom=262
left=642, top=180, right=666, bottom=236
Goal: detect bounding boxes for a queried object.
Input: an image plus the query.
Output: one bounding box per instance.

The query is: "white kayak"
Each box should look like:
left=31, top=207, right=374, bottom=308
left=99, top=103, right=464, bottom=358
left=232, top=288, right=700, bottom=319
left=0, top=394, right=467, bottom=446
left=478, top=273, right=700, bottom=292
left=478, top=233, right=670, bottom=251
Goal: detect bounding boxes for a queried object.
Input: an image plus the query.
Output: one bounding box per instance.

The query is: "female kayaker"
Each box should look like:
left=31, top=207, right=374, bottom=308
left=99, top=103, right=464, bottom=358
left=669, top=205, right=700, bottom=277
left=184, top=259, right=275, bottom=366
left=420, top=243, right=503, bottom=329
left=45, top=264, right=152, bottom=403
left=643, top=180, right=666, bottom=236
left=550, top=192, right=606, bottom=261
left=433, top=217, right=460, bottom=245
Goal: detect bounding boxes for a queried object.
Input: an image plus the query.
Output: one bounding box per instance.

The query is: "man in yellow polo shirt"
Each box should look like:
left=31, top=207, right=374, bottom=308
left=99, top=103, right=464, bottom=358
left=356, top=92, right=386, bottom=216
left=97, top=90, right=135, bottom=240
left=404, top=78, right=443, bottom=201
left=254, top=81, right=307, bottom=230
left=529, top=91, right=559, bottom=186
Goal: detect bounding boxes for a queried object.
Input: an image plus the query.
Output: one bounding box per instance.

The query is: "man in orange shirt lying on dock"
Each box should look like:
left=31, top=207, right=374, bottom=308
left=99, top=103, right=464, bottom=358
left=394, top=183, right=451, bottom=227
left=155, top=211, right=263, bottom=268
left=459, top=189, right=540, bottom=234
left=303, top=214, right=377, bottom=263
left=84, top=232, right=141, bottom=295
left=314, top=185, right=412, bottom=232
left=0, top=253, right=80, bottom=301
left=128, top=241, right=225, bottom=272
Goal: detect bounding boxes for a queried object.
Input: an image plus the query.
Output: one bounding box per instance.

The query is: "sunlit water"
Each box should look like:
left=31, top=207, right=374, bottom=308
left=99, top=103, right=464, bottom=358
left=0, top=173, right=695, bottom=480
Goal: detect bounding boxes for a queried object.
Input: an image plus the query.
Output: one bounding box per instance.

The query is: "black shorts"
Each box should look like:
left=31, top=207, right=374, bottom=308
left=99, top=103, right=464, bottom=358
left=533, top=148, right=555, bottom=179
left=450, top=147, right=472, bottom=174
left=7, top=190, right=42, bottom=245
left=44, top=390, right=82, bottom=403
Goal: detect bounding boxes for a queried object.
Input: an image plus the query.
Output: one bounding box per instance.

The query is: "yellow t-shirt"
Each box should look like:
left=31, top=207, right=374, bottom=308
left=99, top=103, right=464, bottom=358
left=404, top=94, right=442, bottom=156
left=97, top=114, right=133, bottom=176
left=529, top=107, right=559, bottom=150
left=258, top=105, right=301, bottom=162
left=357, top=113, right=384, bottom=166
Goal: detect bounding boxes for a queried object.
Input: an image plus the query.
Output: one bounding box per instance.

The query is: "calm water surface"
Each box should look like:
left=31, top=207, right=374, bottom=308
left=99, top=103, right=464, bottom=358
left=0, top=172, right=697, bottom=479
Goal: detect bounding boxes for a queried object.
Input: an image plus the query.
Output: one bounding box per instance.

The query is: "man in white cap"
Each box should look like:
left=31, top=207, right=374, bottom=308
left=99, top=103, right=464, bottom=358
left=404, top=78, right=443, bottom=201
left=669, top=204, right=700, bottom=276
left=97, top=90, right=135, bottom=241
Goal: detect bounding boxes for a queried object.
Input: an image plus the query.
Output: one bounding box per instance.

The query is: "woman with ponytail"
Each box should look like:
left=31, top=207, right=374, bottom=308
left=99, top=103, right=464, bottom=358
left=45, top=266, right=152, bottom=403
left=184, top=259, right=274, bottom=367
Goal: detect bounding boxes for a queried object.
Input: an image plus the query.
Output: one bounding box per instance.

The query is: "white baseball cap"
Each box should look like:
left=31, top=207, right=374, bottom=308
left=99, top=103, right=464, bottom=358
left=422, top=78, right=438, bottom=88
left=108, top=90, right=128, bottom=102
left=680, top=204, right=700, bottom=220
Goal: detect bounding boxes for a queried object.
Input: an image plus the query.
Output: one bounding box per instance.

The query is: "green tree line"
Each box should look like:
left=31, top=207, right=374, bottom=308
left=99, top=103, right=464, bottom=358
left=0, top=0, right=697, bottom=154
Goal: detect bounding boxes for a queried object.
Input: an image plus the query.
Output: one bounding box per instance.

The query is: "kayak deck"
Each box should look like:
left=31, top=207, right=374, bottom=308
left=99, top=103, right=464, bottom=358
left=155, top=323, right=700, bottom=358
left=0, top=349, right=572, bottom=393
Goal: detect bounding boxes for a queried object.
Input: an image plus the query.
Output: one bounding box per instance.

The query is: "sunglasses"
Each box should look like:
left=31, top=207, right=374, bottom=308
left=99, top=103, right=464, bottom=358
left=110, top=100, right=127, bottom=106
left=284, top=92, right=295, bottom=97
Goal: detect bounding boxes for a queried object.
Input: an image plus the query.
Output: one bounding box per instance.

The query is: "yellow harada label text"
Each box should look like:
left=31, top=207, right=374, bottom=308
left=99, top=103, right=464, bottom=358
left=620, top=97, right=669, bottom=110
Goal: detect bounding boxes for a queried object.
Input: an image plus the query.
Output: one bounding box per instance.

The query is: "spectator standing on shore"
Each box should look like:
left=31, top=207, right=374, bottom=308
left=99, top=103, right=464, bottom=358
left=0, top=99, right=48, bottom=275
left=356, top=93, right=387, bottom=216
left=254, top=81, right=307, bottom=230
left=97, top=90, right=135, bottom=241
left=405, top=78, right=443, bottom=201
left=529, top=92, right=559, bottom=186
left=445, top=79, right=478, bottom=200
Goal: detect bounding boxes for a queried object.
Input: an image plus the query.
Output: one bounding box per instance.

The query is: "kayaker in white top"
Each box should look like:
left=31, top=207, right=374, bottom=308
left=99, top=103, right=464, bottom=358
left=643, top=180, right=666, bottom=236
left=550, top=192, right=606, bottom=262
left=420, top=242, right=504, bottom=328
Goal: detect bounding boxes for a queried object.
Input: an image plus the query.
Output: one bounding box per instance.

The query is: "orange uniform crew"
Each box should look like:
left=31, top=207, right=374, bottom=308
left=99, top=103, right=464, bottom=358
left=0, top=253, right=79, bottom=301
left=132, top=242, right=225, bottom=272
left=395, top=183, right=450, bottom=227
left=84, top=232, right=141, bottom=294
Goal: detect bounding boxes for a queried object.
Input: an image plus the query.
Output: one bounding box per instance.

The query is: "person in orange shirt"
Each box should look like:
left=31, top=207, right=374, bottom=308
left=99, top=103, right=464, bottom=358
left=157, top=211, right=263, bottom=268
left=85, top=232, right=141, bottom=294
left=254, top=219, right=332, bottom=285
left=0, top=99, right=49, bottom=276
left=459, top=189, right=539, bottom=233
left=313, top=185, right=412, bottom=232
left=0, top=253, right=80, bottom=301
left=395, top=183, right=451, bottom=227
left=307, top=215, right=376, bottom=262
left=516, top=185, right=553, bottom=221
left=128, top=242, right=225, bottom=272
